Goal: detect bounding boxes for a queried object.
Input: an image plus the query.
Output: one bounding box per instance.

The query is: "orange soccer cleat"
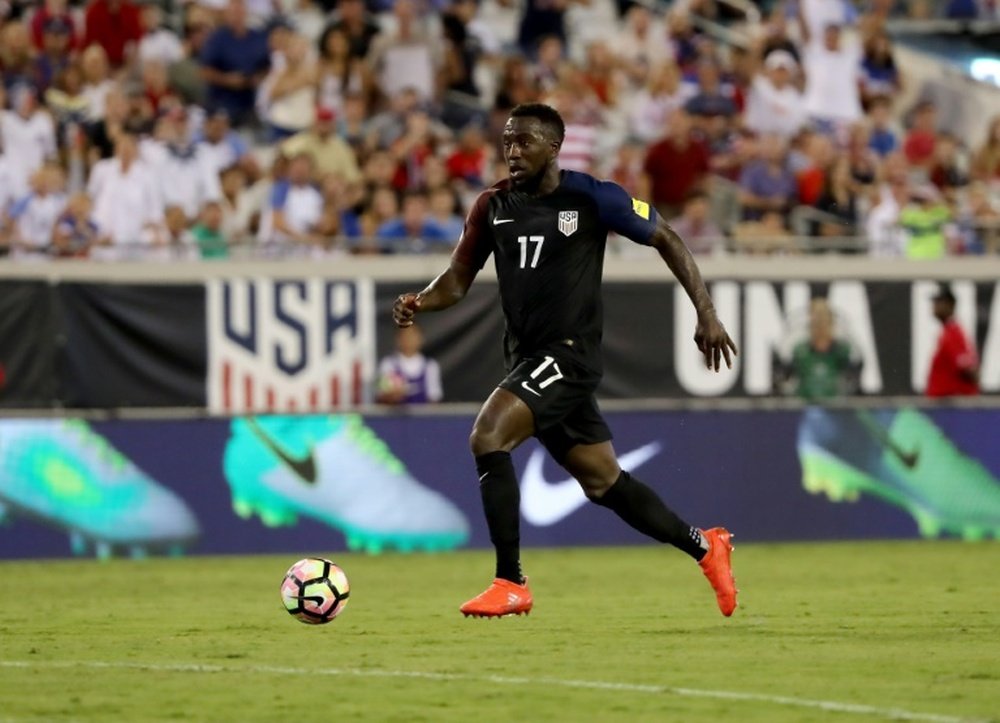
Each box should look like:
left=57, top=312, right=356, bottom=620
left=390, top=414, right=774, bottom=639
left=698, top=528, right=738, bottom=617
left=460, top=577, right=533, bottom=618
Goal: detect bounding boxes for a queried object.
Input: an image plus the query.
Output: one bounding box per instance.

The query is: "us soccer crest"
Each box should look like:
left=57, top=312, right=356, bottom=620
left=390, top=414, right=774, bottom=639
left=558, top=211, right=578, bottom=236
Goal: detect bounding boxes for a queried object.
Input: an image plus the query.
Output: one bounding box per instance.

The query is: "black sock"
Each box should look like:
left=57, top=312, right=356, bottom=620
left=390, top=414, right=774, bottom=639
left=592, top=471, right=706, bottom=561
left=475, top=451, right=522, bottom=583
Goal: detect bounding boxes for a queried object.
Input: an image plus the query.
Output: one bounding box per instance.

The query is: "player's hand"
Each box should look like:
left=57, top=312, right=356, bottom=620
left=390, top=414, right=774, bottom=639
left=694, top=312, right=738, bottom=372
left=392, top=293, right=422, bottom=327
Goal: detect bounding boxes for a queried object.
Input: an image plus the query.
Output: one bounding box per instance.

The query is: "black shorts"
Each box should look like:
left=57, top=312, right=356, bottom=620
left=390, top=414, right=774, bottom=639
left=499, top=350, right=611, bottom=463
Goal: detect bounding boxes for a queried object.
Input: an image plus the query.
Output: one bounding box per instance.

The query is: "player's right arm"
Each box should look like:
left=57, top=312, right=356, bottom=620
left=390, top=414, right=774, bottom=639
left=392, top=188, right=495, bottom=328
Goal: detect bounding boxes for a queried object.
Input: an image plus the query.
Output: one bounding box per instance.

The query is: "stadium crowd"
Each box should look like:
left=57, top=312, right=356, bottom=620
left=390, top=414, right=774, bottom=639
left=0, top=0, right=998, bottom=260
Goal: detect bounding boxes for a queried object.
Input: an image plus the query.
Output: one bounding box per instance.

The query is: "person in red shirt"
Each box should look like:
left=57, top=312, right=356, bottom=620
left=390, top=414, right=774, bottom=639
left=83, top=0, right=144, bottom=68
left=643, top=109, right=710, bottom=219
left=926, top=286, right=980, bottom=397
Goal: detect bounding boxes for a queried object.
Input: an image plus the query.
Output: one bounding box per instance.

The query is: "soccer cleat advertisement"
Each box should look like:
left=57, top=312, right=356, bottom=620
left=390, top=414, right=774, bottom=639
left=2, top=407, right=1000, bottom=560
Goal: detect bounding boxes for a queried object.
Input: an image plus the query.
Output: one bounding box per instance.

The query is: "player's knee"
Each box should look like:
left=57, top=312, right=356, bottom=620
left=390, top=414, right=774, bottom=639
left=469, top=423, right=509, bottom=456
left=580, top=474, right=616, bottom=501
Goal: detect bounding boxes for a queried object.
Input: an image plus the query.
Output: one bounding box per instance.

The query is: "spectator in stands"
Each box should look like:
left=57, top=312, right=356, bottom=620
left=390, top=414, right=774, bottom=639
left=86, top=87, right=129, bottom=163
left=903, top=99, right=939, bottom=172
left=926, top=285, right=979, bottom=397
left=899, top=185, right=952, bottom=259
left=531, top=35, right=564, bottom=96
left=1, top=86, right=57, bottom=199
left=739, top=134, right=797, bottom=221
left=866, top=96, right=899, bottom=157
left=957, top=182, right=1000, bottom=254
left=971, top=116, right=1000, bottom=181
left=376, top=324, right=443, bottom=405
left=795, top=131, right=835, bottom=206
left=197, top=107, right=255, bottom=177
left=579, top=40, right=622, bottom=108
left=8, top=164, right=67, bottom=259
left=80, top=44, right=114, bottom=122
left=338, top=90, right=372, bottom=154
left=375, top=190, right=451, bottom=253
left=440, top=0, right=496, bottom=129
left=684, top=60, right=739, bottom=120
left=629, top=61, right=694, bottom=145
left=812, top=156, right=860, bottom=239
left=218, top=164, right=254, bottom=240
left=0, top=21, right=35, bottom=92
left=368, top=0, right=440, bottom=102
left=316, top=26, right=372, bottom=120
left=88, top=131, right=164, bottom=255
left=259, top=31, right=318, bottom=141
left=517, top=0, right=578, bottom=56
left=799, top=17, right=863, bottom=135
left=83, top=0, right=144, bottom=69
left=322, top=0, right=381, bottom=61
left=140, top=60, right=181, bottom=116
left=607, top=137, right=648, bottom=199
left=45, top=65, right=89, bottom=140
left=860, top=28, right=901, bottom=109
left=744, top=49, right=807, bottom=141
left=357, top=185, right=398, bottom=242
left=30, top=0, right=79, bottom=54
left=200, top=0, right=271, bottom=127
left=388, top=108, right=450, bottom=190
left=777, top=297, right=860, bottom=400
left=865, top=172, right=909, bottom=256
left=138, top=3, right=184, bottom=67
left=548, top=78, right=601, bottom=174
left=368, top=87, right=422, bottom=150
left=445, top=123, right=490, bottom=187
left=930, top=133, right=969, bottom=198
left=282, top=105, right=362, bottom=185
left=668, top=191, right=723, bottom=255
left=732, top=210, right=795, bottom=255
left=144, top=107, right=222, bottom=222
left=428, top=186, right=464, bottom=240
left=257, top=152, right=324, bottom=247
left=34, top=16, right=73, bottom=94
left=190, top=200, right=229, bottom=259
left=169, top=5, right=213, bottom=106
left=51, top=191, right=99, bottom=258
left=643, top=109, right=710, bottom=219
left=613, top=4, right=670, bottom=89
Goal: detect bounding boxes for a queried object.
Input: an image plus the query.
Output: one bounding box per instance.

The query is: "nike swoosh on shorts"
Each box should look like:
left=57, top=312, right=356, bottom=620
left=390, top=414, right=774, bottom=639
left=520, top=441, right=663, bottom=526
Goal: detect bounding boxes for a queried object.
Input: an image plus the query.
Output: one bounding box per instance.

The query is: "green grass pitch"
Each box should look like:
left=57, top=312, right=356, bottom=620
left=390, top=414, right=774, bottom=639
left=1, top=541, right=998, bottom=722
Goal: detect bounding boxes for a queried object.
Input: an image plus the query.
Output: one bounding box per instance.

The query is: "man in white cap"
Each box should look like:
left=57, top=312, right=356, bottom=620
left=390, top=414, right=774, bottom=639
left=744, top=50, right=807, bottom=140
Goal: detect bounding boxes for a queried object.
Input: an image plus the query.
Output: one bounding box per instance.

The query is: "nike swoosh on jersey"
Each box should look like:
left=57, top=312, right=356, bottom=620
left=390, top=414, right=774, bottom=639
left=493, top=218, right=515, bottom=225
left=246, top=418, right=318, bottom=484
left=521, top=380, right=542, bottom=397
left=520, top=441, right=663, bottom=526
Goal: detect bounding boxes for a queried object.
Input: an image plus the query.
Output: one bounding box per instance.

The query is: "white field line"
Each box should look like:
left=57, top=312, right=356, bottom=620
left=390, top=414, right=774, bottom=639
left=0, top=659, right=989, bottom=723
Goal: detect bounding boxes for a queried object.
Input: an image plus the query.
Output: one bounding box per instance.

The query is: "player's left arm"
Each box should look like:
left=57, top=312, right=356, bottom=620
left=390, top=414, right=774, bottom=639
left=591, top=176, right=737, bottom=372
left=649, top=216, right=737, bottom=372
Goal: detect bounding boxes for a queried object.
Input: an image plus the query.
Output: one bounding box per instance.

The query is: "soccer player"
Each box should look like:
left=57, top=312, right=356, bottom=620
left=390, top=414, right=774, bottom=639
left=392, top=103, right=739, bottom=618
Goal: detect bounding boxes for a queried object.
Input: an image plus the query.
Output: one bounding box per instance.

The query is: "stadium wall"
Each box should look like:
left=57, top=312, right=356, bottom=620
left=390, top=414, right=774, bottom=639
left=0, top=404, right=998, bottom=560
left=2, top=257, right=1000, bottom=408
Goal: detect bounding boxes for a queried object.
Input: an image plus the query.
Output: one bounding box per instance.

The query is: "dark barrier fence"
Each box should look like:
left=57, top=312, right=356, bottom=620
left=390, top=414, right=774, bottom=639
left=2, top=405, right=998, bottom=560
left=2, top=276, right=999, bottom=409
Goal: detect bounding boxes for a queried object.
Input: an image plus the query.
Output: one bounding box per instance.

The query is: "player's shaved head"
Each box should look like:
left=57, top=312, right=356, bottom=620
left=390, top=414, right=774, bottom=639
left=509, top=103, right=565, bottom=145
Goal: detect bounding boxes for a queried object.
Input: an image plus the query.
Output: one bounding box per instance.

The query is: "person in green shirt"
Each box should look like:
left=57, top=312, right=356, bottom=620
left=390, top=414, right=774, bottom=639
left=899, top=186, right=952, bottom=259
left=190, top=201, right=228, bottom=259
left=778, top=298, right=861, bottom=400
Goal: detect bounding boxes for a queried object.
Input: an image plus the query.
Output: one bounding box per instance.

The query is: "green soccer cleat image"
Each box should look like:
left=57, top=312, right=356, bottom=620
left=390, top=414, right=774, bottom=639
left=0, top=419, right=201, bottom=558
left=223, top=414, right=470, bottom=553
left=797, top=407, right=1000, bottom=540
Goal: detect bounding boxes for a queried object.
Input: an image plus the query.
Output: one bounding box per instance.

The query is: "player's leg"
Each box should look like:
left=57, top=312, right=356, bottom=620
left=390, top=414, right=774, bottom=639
left=562, top=441, right=737, bottom=616
left=559, top=440, right=708, bottom=560
left=469, top=387, right=535, bottom=584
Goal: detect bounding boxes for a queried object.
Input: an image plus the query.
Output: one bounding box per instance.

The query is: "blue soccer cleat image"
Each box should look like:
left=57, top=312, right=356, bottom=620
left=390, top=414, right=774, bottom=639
left=0, top=419, right=200, bottom=558
left=797, top=407, right=1000, bottom=540
left=223, top=414, right=470, bottom=553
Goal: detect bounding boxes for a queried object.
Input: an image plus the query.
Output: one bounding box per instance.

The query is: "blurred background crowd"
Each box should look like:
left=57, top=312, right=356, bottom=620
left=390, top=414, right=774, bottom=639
left=0, top=0, right=999, bottom=261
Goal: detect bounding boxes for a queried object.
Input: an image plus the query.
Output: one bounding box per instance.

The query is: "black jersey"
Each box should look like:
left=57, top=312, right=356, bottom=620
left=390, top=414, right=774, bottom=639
left=453, top=170, right=658, bottom=373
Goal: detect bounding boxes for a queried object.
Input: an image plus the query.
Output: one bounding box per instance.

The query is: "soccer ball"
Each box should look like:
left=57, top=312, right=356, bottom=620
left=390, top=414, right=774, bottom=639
left=280, top=558, right=350, bottom=624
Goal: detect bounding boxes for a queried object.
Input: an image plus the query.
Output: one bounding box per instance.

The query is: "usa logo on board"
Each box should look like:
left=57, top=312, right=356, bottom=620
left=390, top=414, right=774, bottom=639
left=558, top=211, right=578, bottom=236
left=207, top=278, right=375, bottom=414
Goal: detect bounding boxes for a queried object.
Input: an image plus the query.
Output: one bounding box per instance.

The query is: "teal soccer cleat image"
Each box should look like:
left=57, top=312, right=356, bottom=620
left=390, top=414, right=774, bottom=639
left=0, top=419, right=200, bottom=558
left=797, top=407, right=1000, bottom=540
left=223, top=414, right=470, bottom=553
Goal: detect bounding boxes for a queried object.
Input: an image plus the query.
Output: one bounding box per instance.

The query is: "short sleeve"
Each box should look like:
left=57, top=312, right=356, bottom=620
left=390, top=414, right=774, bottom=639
left=594, top=179, right=658, bottom=245
left=451, top=188, right=494, bottom=270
